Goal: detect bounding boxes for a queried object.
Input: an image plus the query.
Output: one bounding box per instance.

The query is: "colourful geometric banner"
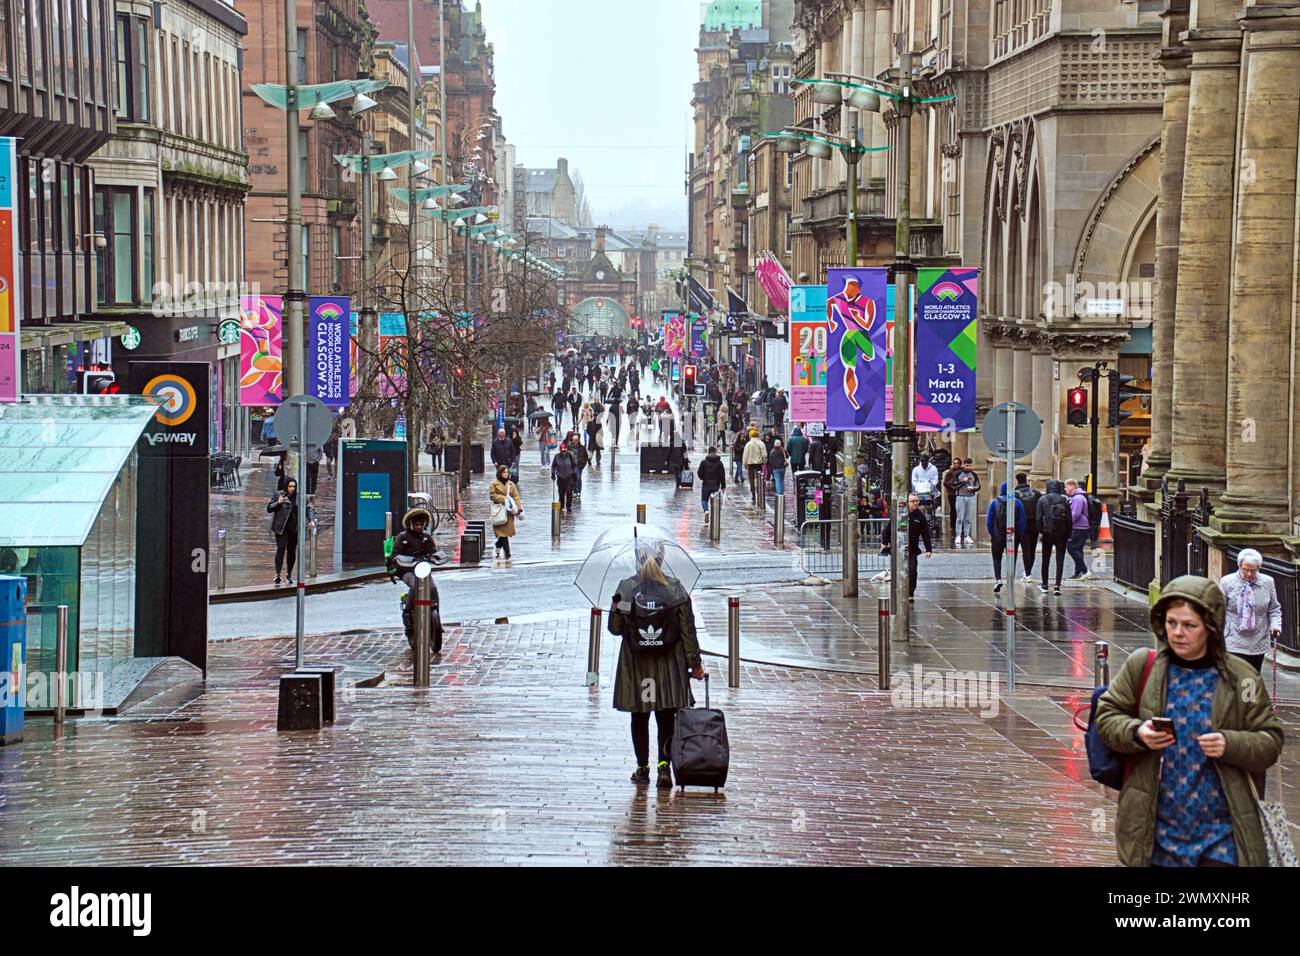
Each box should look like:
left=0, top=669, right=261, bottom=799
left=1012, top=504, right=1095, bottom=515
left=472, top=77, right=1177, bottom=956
left=238, top=295, right=283, bottom=406
left=0, top=137, right=20, bottom=403
left=914, top=267, right=979, bottom=431
left=663, top=312, right=687, bottom=359
left=788, top=285, right=827, bottom=423
left=689, top=314, right=707, bottom=359
left=308, top=296, right=350, bottom=407
left=825, top=268, right=889, bottom=431
left=754, top=251, right=792, bottom=314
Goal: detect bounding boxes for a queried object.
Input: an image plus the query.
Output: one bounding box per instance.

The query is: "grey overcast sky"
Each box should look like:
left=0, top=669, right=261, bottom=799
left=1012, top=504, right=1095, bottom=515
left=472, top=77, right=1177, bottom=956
left=477, top=0, right=701, bottom=232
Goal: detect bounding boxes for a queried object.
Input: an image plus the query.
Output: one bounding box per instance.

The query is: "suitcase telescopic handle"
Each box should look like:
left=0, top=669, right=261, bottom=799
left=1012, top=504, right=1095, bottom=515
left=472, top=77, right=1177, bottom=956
left=703, top=672, right=709, bottom=709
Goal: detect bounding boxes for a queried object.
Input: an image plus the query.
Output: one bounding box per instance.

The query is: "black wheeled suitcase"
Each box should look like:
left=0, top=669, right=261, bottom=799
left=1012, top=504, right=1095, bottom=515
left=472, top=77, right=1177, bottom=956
left=671, top=675, right=729, bottom=791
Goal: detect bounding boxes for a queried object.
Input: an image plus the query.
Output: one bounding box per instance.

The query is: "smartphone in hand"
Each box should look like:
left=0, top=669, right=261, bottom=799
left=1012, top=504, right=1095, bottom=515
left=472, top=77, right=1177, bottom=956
left=1149, top=716, right=1175, bottom=737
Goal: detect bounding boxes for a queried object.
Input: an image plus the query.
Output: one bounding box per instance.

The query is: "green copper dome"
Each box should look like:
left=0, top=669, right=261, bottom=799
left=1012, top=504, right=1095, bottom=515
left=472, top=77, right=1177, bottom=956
left=702, top=0, right=762, bottom=31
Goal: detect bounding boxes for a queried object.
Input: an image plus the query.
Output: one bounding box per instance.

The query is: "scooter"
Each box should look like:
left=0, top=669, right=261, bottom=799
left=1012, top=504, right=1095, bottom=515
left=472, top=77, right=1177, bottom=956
left=391, top=554, right=444, bottom=654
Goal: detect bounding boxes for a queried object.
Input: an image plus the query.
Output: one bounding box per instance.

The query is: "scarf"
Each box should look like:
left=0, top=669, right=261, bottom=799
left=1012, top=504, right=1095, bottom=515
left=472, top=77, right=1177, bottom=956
left=1239, top=578, right=1256, bottom=631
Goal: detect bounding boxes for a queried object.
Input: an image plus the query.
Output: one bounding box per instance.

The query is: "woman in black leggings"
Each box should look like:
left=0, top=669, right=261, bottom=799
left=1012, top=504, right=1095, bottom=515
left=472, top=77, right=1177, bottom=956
left=267, top=478, right=315, bottom=585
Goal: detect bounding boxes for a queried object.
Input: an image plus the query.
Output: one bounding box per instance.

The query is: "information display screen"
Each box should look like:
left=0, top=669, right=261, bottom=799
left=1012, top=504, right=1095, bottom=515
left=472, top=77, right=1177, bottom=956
left=356, top=473, right=389, bottom=531
left=336, top=439, right=407, bottom=564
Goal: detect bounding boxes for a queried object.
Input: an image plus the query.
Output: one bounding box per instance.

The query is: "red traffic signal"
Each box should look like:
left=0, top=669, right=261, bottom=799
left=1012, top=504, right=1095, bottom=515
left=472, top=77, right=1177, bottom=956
left=1067, top=387, right=1088, bottom=427
left=683, top=364, right=697, bottom=389
left=81, top=369, right=120, bottom=395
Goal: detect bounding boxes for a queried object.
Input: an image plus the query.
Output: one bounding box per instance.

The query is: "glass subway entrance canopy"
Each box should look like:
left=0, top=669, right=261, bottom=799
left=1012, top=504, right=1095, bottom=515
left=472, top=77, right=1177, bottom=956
left=0, top=395, right=159, bottom=685
left=568, top=297, right=631, bottom=339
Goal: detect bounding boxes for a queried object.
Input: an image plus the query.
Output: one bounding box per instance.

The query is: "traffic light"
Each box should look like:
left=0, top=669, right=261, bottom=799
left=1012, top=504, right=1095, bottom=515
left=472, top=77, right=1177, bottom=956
left=80, top=369, right=120, bottom=395
left=1108, top=373, right=1143, bottom=427
left=1067, top=387, right=1089, bottom=427
left=682, top=364, right=697, bottom=394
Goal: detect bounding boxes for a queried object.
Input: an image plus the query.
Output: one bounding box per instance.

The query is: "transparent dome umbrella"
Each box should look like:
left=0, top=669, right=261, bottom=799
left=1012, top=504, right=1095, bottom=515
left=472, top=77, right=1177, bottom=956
left=574, top=524, right=700, bottom=609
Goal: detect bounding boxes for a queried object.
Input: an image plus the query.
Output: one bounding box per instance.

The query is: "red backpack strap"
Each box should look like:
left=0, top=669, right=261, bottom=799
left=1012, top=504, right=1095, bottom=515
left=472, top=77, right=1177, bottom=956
left=1135, top=648, right=1157, bottom=710
left=1121, top=649, right=1158, bottom=786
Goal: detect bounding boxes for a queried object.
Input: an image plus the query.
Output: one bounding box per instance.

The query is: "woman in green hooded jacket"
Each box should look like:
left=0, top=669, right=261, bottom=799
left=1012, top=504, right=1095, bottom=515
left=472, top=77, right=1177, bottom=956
left=1095, top=575, right=1283, bottom=867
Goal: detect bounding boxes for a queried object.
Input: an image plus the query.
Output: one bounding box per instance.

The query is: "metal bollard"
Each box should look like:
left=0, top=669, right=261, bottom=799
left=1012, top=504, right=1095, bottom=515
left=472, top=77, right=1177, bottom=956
left=708, top=491, right=722, bottom=542
left=309, top=523, right=319, bottom=580
left=1094, top=641, right=1110, bottom=688
left=727, top=595, right=740, bottom=688
left=756, top=474, right=766, bottom=512
left=55, top=604, right=68, bottom=725
left=217, top=529, right=227, bottom=591
left=877, top=595, right=891, bottom=691
left=412, top=569, right=432, bottom=687
left=385, top=511, right=393, bottom=541
left=586, top=607, right=602, bottom=686
left=773, top=493, right=785, bottom=547
left=551, top=501, right=562, bottom=539
left=610, top=446, right=616, bottom=474
left=636, top=503, right=646, bottom=524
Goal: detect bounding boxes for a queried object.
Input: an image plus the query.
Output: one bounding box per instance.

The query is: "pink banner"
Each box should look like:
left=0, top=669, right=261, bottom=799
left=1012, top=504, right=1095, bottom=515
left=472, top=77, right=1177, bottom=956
left=755, top=252, right=792, bottom=314
left=663, top=312, right=687, bottom=359
left=239, top=295, right=283, bottom=406
left=0, top=333, right=16, bottom=403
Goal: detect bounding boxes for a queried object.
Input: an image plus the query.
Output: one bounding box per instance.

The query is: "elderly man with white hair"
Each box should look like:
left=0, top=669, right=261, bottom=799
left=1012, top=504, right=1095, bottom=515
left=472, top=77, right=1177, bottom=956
left=1218, top=549, right=1283, bottom=672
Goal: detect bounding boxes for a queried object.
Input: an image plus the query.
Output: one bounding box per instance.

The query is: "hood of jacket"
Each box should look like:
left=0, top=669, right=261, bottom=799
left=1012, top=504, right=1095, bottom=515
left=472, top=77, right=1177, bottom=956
left=1044, top=479, right=1066, bottom=495
left=1150, top=574, right=1228, bottom=664
left=402, top=507, right=432, bottom=531
left=999, top=481, right=1008, bottom=496
left=791, top=426, right=803, bottom=437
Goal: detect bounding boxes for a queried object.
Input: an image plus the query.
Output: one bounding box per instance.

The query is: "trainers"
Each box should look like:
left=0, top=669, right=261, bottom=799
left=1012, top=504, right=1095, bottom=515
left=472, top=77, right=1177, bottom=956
left=274, top=576, right=282, bottom=586
left=1069, top=571, right=1086, bottom=580
left=1039, top=584, right=1049, bottom=594
left=993, top=581, right=1003, bottom=594
left=630, top=766, right=650, bottom=785
left=656, top=762, right=673, bottom=789
left=1078, top=571, right=1092, bottom=581
left=1054, top=586, right=1062, bottom=596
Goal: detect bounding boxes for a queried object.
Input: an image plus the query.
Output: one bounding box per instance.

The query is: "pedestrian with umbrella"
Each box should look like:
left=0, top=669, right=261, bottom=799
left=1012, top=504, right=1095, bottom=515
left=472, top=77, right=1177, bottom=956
left=576, top=527, right=705, bottom=788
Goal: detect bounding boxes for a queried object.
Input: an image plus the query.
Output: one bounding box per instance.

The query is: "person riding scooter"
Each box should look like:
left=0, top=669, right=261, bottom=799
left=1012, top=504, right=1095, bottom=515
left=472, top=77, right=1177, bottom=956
left=388, top=507, right=443, bottom=653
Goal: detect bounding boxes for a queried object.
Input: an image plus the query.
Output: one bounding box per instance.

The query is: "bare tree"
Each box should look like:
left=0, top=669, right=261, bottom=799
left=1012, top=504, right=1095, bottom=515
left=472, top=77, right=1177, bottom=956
left=572, top=168, right=593, bottom=227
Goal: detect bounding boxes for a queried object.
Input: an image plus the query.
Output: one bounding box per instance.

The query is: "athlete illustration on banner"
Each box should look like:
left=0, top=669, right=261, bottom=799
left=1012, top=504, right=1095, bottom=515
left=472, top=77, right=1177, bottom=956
left=825, top=274, right=877, bottom=410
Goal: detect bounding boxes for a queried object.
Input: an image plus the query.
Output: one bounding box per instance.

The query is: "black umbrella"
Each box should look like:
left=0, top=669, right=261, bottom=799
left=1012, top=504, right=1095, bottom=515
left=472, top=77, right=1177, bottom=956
left=259, top=444, right=288, bottom=457
left=528, top=410, right=553, bottom=421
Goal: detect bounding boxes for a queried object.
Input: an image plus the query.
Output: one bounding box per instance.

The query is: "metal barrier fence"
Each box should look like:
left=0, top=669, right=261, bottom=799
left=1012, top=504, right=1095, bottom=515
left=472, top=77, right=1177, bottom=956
left=799, top=517, right=891, bottom=578
left=412, top=472, right=460, bottom=519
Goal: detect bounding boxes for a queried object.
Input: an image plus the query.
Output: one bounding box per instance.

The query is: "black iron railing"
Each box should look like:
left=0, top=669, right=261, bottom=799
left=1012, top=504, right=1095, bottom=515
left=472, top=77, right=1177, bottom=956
left=1112, top=509, right=1155, bottom=591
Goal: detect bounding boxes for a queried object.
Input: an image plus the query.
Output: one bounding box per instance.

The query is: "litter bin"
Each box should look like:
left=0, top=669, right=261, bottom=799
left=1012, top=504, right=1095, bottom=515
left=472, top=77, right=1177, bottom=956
left=794, top=469, right=820, bottom=531
left=0, top=574, right=26, bottom=745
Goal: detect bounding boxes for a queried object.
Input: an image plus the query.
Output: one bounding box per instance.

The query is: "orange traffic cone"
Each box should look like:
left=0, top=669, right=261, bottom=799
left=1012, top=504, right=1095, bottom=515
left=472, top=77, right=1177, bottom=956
left=1097, top=504, right=1113, bottom=545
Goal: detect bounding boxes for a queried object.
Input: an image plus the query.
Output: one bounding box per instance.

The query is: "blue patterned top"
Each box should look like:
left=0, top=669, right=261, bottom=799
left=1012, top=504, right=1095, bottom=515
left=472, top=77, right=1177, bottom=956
left=1152, top=658, right=1237, bottom=867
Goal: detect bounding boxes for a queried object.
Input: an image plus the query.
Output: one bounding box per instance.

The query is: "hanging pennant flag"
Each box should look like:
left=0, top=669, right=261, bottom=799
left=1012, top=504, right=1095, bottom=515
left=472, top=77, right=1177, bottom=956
left=914, top=267, right=979, bottom=431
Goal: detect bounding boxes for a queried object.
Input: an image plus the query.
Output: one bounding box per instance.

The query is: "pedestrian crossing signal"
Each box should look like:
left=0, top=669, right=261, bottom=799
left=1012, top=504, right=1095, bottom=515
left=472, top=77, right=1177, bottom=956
left=80, top=370, right=120, bottom=395
left=1109, top=374, right=1143, bottom=427
left=1067, top=387, right=1088, bottom=427
left=683, top=364, right=698, bottom=394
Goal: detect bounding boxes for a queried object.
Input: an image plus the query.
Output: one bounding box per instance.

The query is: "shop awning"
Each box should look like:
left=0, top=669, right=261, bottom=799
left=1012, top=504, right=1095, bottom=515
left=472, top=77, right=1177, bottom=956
left=20, top=320, right=133, bottom=350
left=0, top=395, right=158, bottom=547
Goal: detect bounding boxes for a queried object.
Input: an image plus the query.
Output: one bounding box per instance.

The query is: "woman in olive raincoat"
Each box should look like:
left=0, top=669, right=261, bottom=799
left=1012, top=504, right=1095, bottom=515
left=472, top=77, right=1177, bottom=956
left=607, top=551, right=705, bottom=788
left=1096, top=574, right=1283, bottom=867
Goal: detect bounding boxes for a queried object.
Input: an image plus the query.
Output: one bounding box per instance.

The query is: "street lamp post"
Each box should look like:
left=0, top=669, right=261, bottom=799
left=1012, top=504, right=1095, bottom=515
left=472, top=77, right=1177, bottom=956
left=784, top=65, right=954, bottom=634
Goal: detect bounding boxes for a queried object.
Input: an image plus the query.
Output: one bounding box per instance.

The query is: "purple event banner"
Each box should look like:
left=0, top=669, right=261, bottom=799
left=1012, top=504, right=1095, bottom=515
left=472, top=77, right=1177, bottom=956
left=309, top=295, right=350, bottom=407
left=913, top=268, right=978, bottom=431
left=825, top=268, right=888, bottom=431
left=689, top=315, right=707, bottom=359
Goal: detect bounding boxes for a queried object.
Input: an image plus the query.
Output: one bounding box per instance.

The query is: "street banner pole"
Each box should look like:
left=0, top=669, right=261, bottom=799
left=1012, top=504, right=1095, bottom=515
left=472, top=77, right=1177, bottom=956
left=296, top=400, right=308, bottom=670
left=1004, top=407, right=1016, bottom=694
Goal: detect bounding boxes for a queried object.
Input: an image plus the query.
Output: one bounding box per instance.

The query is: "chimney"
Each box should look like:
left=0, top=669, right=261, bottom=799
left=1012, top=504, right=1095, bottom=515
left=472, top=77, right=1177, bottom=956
left=557, top=157, right=568, bottom=177
left=595, top=226, right=607, bottom=252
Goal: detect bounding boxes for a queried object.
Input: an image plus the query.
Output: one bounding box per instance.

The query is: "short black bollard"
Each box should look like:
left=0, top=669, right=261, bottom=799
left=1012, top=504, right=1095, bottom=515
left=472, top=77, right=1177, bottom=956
left=296, top=666, right=340, bottom=723
left=277, top=672, right=323, bottom=731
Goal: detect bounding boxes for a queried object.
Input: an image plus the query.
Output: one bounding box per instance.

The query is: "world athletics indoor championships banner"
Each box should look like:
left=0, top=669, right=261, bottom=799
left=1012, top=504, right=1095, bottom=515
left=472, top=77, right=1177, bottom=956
left=825, top=267, right=889, bottom=431
left=689, top=314, right=708, bottom=359
left=914, top=267, right=979, bottom=431
left=239, top=294, right=283, bottom=406
left=789, top=284, right=828, bottom=423
left=663, top=312, right=688, bottom=359
left=309, top=295, right=350, bottom=407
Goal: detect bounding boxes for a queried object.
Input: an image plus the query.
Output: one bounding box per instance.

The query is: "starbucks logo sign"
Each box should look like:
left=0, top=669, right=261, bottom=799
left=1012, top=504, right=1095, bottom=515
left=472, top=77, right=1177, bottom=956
left=121, top=325, right=141, bottom=351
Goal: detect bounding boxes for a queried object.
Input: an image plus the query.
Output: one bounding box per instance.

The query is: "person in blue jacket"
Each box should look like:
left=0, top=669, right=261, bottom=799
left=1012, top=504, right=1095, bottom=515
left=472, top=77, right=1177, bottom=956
left=987, top=480, right=1026, bottom=594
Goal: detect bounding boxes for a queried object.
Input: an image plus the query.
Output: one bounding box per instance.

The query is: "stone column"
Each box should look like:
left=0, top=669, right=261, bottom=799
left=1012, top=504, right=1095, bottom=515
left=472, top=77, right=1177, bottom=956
left=1144, top=40, right=1191, bottom=488
left=871, top=1, right=892, bottom=183
left=993, top=338, right=1013, bottom=408
left=1214, top=9, right=1300, bottom=536
left=1167, top=33, right=1241, bottom=491
left=1030, top=337, right=1054, bottom=480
